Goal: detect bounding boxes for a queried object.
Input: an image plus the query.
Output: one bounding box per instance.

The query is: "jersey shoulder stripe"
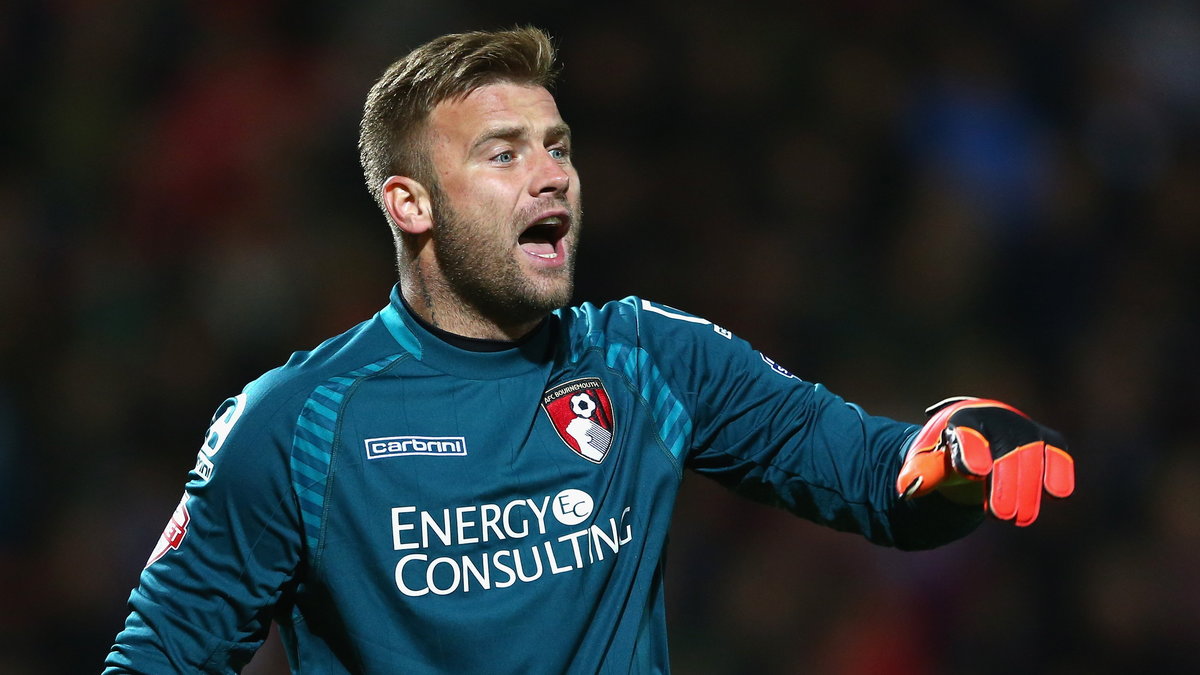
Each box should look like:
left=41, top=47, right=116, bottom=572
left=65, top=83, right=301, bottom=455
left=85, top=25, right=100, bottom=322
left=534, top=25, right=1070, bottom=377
left=213, top=307, right=417, bottom=565
left=557, top=296, right=695, bottom=470
left=603, top=342, right=691, bottom=467
left=291, top=352, right=408, bottom=564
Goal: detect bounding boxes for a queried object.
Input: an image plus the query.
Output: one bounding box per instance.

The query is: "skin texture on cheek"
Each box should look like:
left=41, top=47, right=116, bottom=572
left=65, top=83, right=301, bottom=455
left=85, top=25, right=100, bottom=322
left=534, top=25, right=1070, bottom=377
left=406, top=83, right=582, bottom=340
left=427, top=180, right=579, bottom=332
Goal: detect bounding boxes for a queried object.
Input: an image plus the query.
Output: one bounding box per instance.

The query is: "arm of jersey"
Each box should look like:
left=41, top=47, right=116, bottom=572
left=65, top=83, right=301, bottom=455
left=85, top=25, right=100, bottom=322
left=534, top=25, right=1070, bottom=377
left=635, top=300, right=983, bottom=550
left=104, top=387, right=306, bottom=673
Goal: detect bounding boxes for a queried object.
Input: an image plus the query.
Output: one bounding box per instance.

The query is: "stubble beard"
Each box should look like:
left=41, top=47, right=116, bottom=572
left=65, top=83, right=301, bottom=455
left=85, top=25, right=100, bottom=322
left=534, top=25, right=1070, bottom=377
left=427, top=183, right=581, bottom=330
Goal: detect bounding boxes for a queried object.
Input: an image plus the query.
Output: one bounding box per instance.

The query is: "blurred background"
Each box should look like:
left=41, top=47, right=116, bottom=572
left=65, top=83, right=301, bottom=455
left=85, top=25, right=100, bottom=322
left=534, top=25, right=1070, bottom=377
left=1, top=0, right=1197, bottom=672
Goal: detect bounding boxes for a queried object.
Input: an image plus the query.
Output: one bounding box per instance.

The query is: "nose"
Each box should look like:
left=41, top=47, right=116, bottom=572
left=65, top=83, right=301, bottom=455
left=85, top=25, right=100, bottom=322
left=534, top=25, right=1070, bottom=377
left=530, top=149, right=571, bottom=197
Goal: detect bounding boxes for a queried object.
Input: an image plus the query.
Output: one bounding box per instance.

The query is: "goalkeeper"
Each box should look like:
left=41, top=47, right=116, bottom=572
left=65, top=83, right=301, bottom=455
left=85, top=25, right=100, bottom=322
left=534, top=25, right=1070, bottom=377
left=104, top=26, right=1074, bottom=674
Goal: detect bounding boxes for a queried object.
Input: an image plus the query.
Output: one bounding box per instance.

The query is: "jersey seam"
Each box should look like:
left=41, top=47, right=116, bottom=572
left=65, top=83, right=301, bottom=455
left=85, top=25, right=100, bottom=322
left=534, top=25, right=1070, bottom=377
left=128, top=586, right=241, bottom=671
left=293, top=352, right=412, bottom=573
left=693, top=442, right=896, bottom=512
left=628, top=302, right=689, bottom=478
left=564, top=301, right=687, bottom=478
left=591, top=345, right=685, bottom=479
left=627, top=305, right=687, bottom=479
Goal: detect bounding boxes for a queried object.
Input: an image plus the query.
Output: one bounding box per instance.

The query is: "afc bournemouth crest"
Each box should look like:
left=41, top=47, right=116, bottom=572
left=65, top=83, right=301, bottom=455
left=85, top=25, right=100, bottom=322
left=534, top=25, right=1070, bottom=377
left=541, top=377, right=616, bottom=464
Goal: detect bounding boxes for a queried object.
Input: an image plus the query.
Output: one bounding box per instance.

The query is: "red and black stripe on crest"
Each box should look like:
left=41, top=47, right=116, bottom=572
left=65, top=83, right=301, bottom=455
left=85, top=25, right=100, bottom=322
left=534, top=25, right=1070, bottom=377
left=540, top=377, right=616, bottom=463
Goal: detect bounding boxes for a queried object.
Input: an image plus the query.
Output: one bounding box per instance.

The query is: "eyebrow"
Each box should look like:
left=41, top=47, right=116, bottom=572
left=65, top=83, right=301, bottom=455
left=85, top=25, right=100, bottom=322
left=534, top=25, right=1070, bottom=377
left=469, top=122, right=572, bottom=154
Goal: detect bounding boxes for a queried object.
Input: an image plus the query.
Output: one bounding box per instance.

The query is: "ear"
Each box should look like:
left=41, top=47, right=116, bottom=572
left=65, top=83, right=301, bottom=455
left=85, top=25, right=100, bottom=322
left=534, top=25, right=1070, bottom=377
left=382, top=176, right=434, bottom=236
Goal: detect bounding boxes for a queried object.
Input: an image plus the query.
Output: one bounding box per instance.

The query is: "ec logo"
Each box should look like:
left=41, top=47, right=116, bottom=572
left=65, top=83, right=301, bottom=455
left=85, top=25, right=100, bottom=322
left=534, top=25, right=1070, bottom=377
left=552, top=489, right=594, bottom=526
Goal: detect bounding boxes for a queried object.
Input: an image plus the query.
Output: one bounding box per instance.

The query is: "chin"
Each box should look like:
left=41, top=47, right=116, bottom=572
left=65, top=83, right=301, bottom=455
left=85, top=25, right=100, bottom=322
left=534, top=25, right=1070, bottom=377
left=526, top=270, right=573, bottom=306
left=526, top=291, right=572, bottom=314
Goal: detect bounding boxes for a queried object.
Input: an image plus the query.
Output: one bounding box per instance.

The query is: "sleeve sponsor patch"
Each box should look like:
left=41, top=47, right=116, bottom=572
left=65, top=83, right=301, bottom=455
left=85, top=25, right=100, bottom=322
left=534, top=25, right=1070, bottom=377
left=145, top=493, right=191, bottom=568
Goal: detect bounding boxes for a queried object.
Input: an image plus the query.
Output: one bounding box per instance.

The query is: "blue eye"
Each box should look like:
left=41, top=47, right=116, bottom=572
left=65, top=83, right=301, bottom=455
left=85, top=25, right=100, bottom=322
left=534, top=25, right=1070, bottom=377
left=549, top=147, right=569, bottom=160
left=494, top=151, right=514, bottom=163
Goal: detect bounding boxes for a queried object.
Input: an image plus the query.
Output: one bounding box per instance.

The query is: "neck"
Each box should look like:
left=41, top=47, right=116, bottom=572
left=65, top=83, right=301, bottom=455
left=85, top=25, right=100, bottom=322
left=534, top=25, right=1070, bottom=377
left=400, top=274, right=543, bottom=341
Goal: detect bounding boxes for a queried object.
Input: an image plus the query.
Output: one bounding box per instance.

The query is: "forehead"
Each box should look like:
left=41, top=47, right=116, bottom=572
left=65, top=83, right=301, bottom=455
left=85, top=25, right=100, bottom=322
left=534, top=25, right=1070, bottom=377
left=427, top=83, right=565, bottom=149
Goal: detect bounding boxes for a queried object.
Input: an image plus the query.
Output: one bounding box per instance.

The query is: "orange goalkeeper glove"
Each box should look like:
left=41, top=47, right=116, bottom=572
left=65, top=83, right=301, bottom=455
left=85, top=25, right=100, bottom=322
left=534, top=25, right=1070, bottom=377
left=896, top=397, right=1075, bottom=526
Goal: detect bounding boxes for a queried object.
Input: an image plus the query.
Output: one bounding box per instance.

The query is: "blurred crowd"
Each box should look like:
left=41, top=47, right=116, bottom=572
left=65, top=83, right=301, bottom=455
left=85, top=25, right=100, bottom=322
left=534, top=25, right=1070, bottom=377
left=1, top=0, right=1197, bottom=673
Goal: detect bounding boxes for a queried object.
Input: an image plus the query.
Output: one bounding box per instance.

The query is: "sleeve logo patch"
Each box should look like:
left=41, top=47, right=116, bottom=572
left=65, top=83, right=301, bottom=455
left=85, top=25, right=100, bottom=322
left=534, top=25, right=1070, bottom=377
left=541, top=377, right=616, bottom=464
left=145, top=493, right=191, bottom=568
left=195, top=393, right=248, bottom=483
left=760, top=353, right=799, bottom=379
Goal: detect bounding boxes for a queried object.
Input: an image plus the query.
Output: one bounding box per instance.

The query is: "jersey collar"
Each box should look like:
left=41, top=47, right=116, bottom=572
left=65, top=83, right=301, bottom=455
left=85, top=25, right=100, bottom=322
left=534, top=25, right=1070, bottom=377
left=377, top=285, right=555, bottom=380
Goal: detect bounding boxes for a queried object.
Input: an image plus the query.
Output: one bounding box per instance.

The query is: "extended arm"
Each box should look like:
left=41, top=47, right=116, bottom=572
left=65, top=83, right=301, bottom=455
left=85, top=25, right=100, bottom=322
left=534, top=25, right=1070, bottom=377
left=633, top=299, right=986, bottom=549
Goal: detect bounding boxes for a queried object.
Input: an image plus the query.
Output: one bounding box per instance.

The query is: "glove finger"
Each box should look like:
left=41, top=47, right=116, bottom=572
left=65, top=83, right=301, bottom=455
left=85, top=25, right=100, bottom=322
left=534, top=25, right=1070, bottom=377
left=897, top=448, right=947, bottom=499
left=948, top=425, right=993, bottom=478
left=1013, top=444, right=1045, bottom=526
left=987, top=452, right=1018, bottom=521
left=1043, top=444, right=1075, bottom=498
left=989, top=443, right=1044, bottom=526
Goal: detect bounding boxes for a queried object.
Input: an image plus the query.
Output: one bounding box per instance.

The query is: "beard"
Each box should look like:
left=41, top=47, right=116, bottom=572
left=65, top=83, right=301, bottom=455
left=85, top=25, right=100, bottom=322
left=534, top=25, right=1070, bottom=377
left=427, top=182, right=582, bottom=328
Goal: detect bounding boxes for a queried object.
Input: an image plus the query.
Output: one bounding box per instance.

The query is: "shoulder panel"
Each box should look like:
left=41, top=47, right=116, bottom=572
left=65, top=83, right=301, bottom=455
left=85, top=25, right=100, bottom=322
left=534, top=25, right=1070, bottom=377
left=602, top=341, right=693, bottom=467
left=290, top=352, right=409, bottom=567
left=558, top=297, right=694, bottom=470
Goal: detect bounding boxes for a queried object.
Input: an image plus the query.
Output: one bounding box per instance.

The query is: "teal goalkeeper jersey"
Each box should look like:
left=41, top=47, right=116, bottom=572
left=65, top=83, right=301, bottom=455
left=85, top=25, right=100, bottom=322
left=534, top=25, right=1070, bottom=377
left=105, top=287, right=982, bottom=674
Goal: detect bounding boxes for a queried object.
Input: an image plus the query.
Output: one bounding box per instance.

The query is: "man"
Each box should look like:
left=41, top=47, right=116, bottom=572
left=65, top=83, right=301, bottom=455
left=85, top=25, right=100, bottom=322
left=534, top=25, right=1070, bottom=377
left=105, top=27, right=1074, bottom=673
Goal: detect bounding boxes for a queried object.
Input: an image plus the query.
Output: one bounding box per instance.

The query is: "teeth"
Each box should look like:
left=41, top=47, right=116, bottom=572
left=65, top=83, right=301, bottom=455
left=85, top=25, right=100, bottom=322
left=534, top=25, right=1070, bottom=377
left=534, top=251, right=558, bottom=259
left=535, top=216, right=562, bottom=226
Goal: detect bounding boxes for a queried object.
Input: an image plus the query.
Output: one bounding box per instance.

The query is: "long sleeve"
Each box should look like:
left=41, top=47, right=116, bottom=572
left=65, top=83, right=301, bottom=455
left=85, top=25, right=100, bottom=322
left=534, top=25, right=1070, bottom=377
left=105, top=386, right=306, bottom=673
left=632, top=299, right=983, bottom=550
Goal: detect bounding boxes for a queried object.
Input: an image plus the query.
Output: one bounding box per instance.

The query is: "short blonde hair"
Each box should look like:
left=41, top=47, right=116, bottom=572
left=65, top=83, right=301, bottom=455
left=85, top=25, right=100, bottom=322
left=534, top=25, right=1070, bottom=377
left=358, top=27, right=558, bottom=218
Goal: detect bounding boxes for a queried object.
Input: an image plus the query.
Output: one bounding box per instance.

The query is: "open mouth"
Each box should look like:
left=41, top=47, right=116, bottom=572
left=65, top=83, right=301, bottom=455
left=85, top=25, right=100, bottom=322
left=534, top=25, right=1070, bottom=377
left=518, top=215, right=569, bottom=260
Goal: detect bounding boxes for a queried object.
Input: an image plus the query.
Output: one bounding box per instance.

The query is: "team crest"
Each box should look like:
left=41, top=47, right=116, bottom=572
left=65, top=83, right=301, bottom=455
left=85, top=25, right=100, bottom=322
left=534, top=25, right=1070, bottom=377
left=541, top=377, right=616, bottom=464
